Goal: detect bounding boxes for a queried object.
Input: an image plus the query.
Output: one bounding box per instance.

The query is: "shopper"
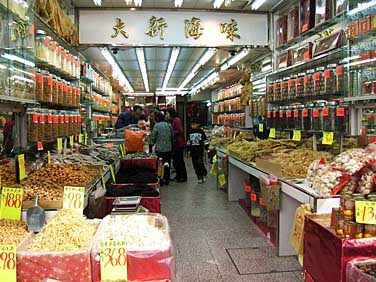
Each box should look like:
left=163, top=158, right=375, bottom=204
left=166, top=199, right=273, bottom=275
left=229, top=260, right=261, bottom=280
left=187, top=118, right=208, bottom=184
left=167, top=108, right=187, bottom=182
left=2, top=113, right=15, bottom=157
left=115, top=105, right=143, bottom=129
left=150, top=111, right=174, bottom=185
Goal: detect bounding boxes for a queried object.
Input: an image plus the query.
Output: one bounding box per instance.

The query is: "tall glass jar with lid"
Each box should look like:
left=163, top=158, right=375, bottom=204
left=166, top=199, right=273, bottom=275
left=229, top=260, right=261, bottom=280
left=35, top=30, right=48, bottom=62
left=322, top=101, right=338, bottom=132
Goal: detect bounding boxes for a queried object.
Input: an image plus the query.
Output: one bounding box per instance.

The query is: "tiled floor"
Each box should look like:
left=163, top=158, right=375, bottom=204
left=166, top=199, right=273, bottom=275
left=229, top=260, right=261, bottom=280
left=161, top=161, right=304, bottom=282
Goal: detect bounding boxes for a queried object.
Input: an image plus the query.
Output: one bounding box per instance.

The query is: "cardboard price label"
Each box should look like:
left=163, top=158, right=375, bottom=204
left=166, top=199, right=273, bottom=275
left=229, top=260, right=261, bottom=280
left=292, top=130, right=301, bottom=141
left=0, top=245, right=16, bottom=282
left=0, top=188, right=23, bottom=220
left=109, top=165, right=116, bottom=183
left=17, top=154, right=26, bottom=181
left=70, top=135, right=74, bottom=147
left=218, top=174, right=226, bottom=187
left=244, top=185, right=251, bottom=193
left=100, top=240, right=127, bottom=282
left=259, top=123, right=264, bottom=132
left=322, top=132, right=334, bottom=145
left=250, top=193, right=257, bottom=202
left=84, top=133, right=88, bottom=145
left=269, top=128, right=276, bottom=138
left=355, top=201, right=376, bottom=224
left=119, top=144, right=126, bottom=158
left=102, top=174, right=106, bottom=191
left=63, top=186, right=85, bottom=212
left=57, top=138, right=63, bottom=151
left=78, top=133, right=83, bottom=143
left=47, top=151, right=51, bottom=164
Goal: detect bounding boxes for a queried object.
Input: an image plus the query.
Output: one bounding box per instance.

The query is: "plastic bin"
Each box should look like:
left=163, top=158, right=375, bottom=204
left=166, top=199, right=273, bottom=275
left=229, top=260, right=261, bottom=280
left=121, top=158, right=157, bottom=171
left=346, top=258, right=376, bottom=282
left=104, top=195, right=161, bottom=215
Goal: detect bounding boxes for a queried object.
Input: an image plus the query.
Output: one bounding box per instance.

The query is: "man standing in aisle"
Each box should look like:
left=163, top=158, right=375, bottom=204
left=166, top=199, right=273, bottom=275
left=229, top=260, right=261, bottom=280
left=115, top=105, right=143, bottom=129
left=187, top=118, right=208, bottom=184
left=167, top=108, right=187, bottom=182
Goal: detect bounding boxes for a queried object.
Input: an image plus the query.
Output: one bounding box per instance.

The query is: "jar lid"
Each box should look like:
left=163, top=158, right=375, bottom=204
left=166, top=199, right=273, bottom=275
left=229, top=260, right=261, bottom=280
left=328, top=63, right=337, bottom=68
left=36, top=30, right=46, bottom=35
left=283, top=77, right=290, bottom=80
left=298, top=72, right=306, bottom=76
left=328, top=101, right=338, bottom=106
left=290, top=75, right=297, bottom=78
left=307, top=69, right=315, bottom=74
left=306, top=103, right=315, bottom=107
left=316, top=67, right=325, bottom=71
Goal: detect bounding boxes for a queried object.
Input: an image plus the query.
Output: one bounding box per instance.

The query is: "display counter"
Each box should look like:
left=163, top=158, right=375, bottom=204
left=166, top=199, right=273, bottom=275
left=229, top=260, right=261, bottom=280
left=217, top=149, right=339, bottom=256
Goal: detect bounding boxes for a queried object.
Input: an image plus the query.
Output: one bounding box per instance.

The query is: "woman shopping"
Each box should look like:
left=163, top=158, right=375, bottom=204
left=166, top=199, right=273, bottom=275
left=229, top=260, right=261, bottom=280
left=150, top=111, right=173, bottom=186
left=167, top=108, right=187, bottom=182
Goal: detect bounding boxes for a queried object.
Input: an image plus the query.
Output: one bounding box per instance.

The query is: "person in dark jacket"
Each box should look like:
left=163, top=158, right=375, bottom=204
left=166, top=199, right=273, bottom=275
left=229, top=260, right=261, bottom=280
left=187, top=118, right=208, bottom=184
left=115, top=105, right=143, bottom=129
left=167, top=108, right=187, bottom=182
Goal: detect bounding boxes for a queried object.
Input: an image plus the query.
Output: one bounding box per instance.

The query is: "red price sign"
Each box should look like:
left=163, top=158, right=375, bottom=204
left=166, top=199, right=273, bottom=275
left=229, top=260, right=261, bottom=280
left=244, top=185, right=251, bottom=193
left=0, top=188, right=23, bottom=220
left=259, top=197, right=265, bottom=206
left=355, top=201, right=376, bottom=224
left=250, top=193, right=257, bottom=202
left=0, top=245, right=16, bottom=282
left=100, top=240, right=127, bottom=281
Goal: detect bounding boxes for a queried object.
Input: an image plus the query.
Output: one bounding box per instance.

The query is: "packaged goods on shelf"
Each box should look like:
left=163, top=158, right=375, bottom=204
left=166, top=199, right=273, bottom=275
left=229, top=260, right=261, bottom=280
left=217, top=84, right=243, bottom=100
left=17, top=209, right=99, bottom=282
left=346, top=258, right=376, bottom=281
left=91, top=214, right=175, bottom=282
left=0, top=219, right=28, bottom=245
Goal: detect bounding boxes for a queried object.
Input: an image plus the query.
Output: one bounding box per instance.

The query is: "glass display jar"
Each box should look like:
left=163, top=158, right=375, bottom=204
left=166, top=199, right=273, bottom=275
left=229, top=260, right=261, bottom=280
left=324, top=64, right=337, bottom=95
left=288, top=75, right=297, bottom=99
left=69, top=112, right=74, bottom=135
left=322, top=101, right=337, bottom=132
left=267, top=110, right=273, bottom=128
left=42, top=71, right=52, bottom=103
left=336, top=65, right=346, bottom=94
left=77, top=114, right=82, bottom=133
left=58, top=79, right=64, bottom=105
left=281, top=78, right=288, bottom=100
left=314, top=67, right=325, bottom=96
left=63, top=81, right=69, bottom=106
left=304, top=69, right=315, bottom=97
left=279, top=106, right=287, bottom=130
left=295, top=105, right=303, bottom=130
left=267, top=82, right=274, bottom=103
left=35, top=70, right=44, bottom=102
left=45, top=110, right=53, bottom=140
left=38, top=109, right=46, bottom=141
left=50, top=41, right=57, bottom=67
left=312, top=102, right=325, bottom=131
left=35, top=30, right=48, bottom=62
left=68, top=83, right=73, bottom=106
left=52, top=75, right=59, bottom=104
left=59, top=112, right=65, bottom=137
left=56, top=45, right=62, bottom=69
left=296, top=73, right=305, bottom=97
left=27, top=109, right=38, bottom=143
left=274, top=80, right=281, bottom=102
left=52, top=111, right=59, bottom=139
left=336, top=103, right=349, bottom=133
left=303, top=103, right=313, bottom=131
left=287, top=106, right=295, bottom=129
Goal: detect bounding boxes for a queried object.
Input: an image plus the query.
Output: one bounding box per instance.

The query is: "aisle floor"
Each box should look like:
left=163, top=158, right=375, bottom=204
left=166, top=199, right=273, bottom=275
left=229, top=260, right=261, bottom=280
left=161, top=160, right=304, bottom=282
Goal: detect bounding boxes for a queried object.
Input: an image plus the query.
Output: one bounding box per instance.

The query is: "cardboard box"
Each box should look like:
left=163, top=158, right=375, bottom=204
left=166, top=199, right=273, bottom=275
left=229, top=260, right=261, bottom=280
left=22, top=199, right=63, bottom=209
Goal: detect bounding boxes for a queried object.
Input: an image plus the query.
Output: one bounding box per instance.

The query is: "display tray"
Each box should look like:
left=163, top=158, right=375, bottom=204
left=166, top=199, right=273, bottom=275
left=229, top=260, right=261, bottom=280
left=105, top=196, right=161, bottom=214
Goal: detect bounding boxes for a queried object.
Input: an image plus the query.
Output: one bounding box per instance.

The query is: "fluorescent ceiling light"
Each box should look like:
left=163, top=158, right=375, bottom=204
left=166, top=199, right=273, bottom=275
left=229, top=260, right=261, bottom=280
left=124, top=0, right=132, bottom=4
left=1, top=53, right=35, bottom=67
left=220, top=49, right=250, bottom=71
left=93, top=0, right=101, bottom=6
left=213, top=0, right=225, bottom=8
left=101, top=49, right=134, bottom=92
left=175, top=0, right=183, bottom=7
left=134, top=0, right=142, bottom=6
left=136, top=48, right=149, bottom=92
left=161, top=47, right=180, bottom=92
left=344, top=57, right=376, bottom=68
left=251, top=0, right=266, bottom=10
left=348, top=0, right=376, bottom=15
left=224, top=0, right=231, bottom=7
left=178, top=48, right=217, bottom=91
left=261, top=64, right=272, bottom=72
left=190, top=71, right=219, bottom=95
left=125, top=92, right=154, bottom=96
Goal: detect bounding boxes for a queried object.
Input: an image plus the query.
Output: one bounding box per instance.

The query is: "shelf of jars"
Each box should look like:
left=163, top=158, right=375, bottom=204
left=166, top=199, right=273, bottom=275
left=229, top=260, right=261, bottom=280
left=213, top=94, right=242, bottom=104
left=212, top=113, right=246, bottom=128
left=214, top=84, right=243, bottom=102
left=213, top=96, right=243, bottom=114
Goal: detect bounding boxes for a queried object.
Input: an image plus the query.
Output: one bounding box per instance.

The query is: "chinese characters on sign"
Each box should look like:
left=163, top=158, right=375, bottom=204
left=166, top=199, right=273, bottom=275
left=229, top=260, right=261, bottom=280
left=146, top=16, right=168, bottom=40
left=111, top=16, right=240, bottom=41
left=220, top=19, right=240, bottom=41
left=111, top=18, right=129, bottom=38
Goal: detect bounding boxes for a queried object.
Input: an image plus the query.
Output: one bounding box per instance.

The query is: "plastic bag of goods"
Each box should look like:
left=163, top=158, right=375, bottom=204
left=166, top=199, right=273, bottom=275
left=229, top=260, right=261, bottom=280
left=346, top=258, right=376, bottom=282
left=331, top=148, right=376, bottom=176
left=124, top=129, right=145, bottom=153
left=212, top=125, right=225, bottom=137
left=259, top=175, right=280, bottom=211
left=91, top=213, right=176, bottom=282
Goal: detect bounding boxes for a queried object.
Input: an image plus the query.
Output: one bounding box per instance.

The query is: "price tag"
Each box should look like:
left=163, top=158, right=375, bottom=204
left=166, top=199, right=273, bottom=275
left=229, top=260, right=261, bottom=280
left=0, top=188, right=23, bottom=220
left=37, top=141, right=43, bottom=151
left=84, top=133, right=88, bottom=145
left=100, top=240, right=127, bottom=282
left=17, top=154, right=26, bottom=181
left=70, top=135, right=74, bottom=147
left=244, top=185, right=251, bottom=193
left=232, top=131, right=236, bottom=140
left=259, top=123, right=264, bottom=132
left=322, top=132, right=334, bottom=145
left=269, top=128, right=276, bottom=138
left=57, top=138, right=63, bottom=151
left=259, top=197, right=265, bottom=206
left=250, top=193, right=257, bottom=202
left=78, top=134, right=83, bottom=143
left=102, top=174, right=106, bottom=191
left=47, top=151, right=51, bottom=164
left=119, top=144, right=126, bottom=158
left=355, top=201, right=376, bottom=224
left=62, top=186, right=85, bottom=212
left=0, top=245, right=16, bottom=282
left=292, top=130, right=301, bottom=141
left=218, top=174, right=226, bottom=187
left=109, top=165, right=116, bottom=183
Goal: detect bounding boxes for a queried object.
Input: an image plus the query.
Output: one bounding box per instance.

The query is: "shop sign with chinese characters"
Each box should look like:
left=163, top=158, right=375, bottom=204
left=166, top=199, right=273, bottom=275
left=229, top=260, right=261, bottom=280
left=79, top=10, right=267, bottom=46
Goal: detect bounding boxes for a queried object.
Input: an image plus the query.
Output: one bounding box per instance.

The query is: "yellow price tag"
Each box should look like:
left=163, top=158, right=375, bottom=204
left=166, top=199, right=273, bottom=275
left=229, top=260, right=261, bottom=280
left=232, top=131, right=236, bottom=140
left=0, top=187, right=23, bottom=220
left=355, top=201, right=376, bottom=224
left=322, top=132, right=334, bottom=145
left=292, top=130, right=301, bottom=141
left=119, top=144, right=125, bottom=158
left=57, top=138, right=63, bottom=151
left=78, top=134, right=83, bottom=143
left=218, top=174, right=226, bottom=187
left=269, top=128, right=276, bottom=138
left=100, top=240, right=127, bottom=282
left=102, top=174, right=106, bottom=191
left=0, top=245, right=16, bottom=282
left=17, top=154, right=26, bottom=181
left=0, top=175, right=1, bottom=188
left=62, top=186, right=85, bottom=212
left=259, top=123, right=264, bottom=132
left=84, top=133, right=88, bottom=145
left=70, top=135, right=74, bottom=147
left=47, top=151, right=51, bottom=164
left=109, top=165, right=116, bottom=183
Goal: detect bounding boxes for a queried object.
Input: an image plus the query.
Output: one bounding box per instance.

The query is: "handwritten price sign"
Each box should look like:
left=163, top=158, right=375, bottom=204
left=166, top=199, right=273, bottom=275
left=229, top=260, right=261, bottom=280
left=355, top=201, right=376, bottom=224
left=100, top=240, right=127, bottom=282
left=0, top=245, right=16, bottom=282
left=259, top=123, right=264, bottom=132
left=63, top=186, right=85, bottom=212
left=269, top=128, right=276, bottom=138
left=292, top=130, right=301, bottom=141
left=0, top=187, right=23, bottom=220
left=322, top=132, right=334, bottom=145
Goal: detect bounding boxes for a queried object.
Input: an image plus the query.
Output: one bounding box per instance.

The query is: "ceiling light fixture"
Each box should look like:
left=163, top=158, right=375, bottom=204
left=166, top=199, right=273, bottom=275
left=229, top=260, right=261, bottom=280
left=178, top=48, right=217, bottom=91
left=92, top=0, right=101, bottom=6
left=136, top=48, right=150, bottom=92
left=174, top=0, right=183, bottom=7
left=161, top=47, right=180, bottom=93
left=348, top=0, right=376, bottom=15
left=1, top=53, right=35, bottom=67
left=213, top=0, right=225, bottom=8
left=189, top=71, right=219, bottom=95
left=101, top=49, right=134, bottom=92
left=220, top=48, right=250, bottom=71
left=134, top=0, right=142, bottom=6
left=251, top=0, right=266, bottom=10
left=224, top=0, right=231, bottom=7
